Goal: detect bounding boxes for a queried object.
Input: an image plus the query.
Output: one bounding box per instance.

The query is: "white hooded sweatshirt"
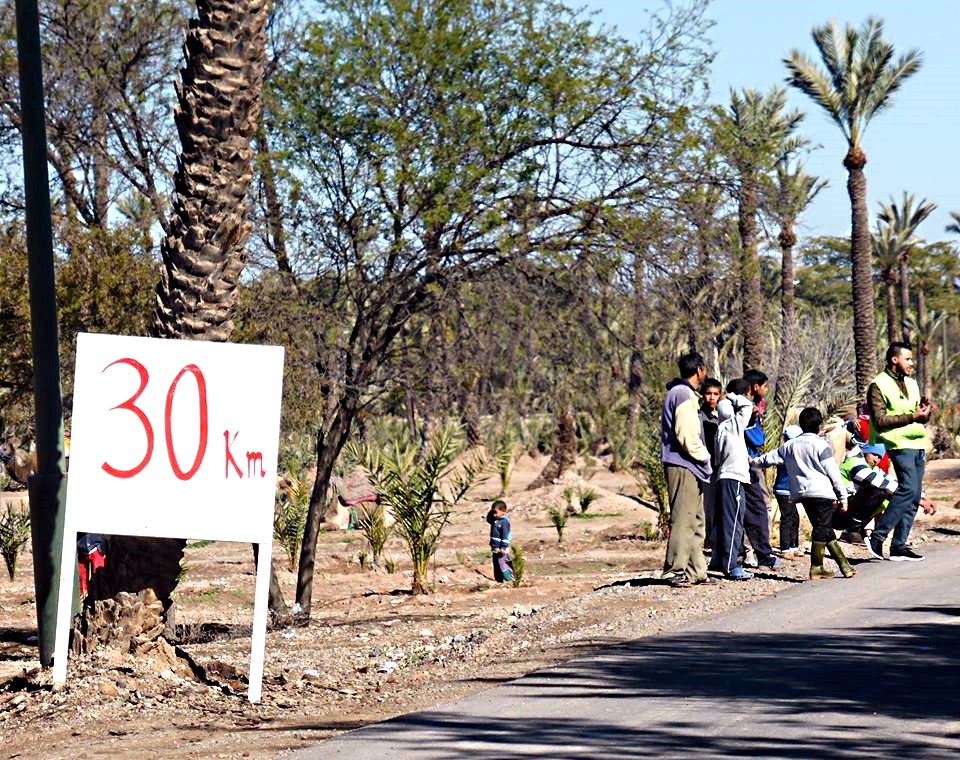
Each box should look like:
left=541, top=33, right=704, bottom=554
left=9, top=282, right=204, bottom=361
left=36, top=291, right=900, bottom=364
left=714, top=392, right=753, bottom=484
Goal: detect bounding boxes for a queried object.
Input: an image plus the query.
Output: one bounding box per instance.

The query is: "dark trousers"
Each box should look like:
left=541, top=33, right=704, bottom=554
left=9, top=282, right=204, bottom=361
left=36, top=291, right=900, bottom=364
left=712, top=479, right=747, bottom=574
left=833, top=489, right=887, bottom=533
left=802, top=497, right=838, bottom=543
left=703, top=478, right=718, bottom=550
left=776, top=494, right=799, bottom=550
left=744, top=464, right=774, bottom=561
left=492, top=552, right=512, bottom=583
left=873, top=448, right=925, bottom=551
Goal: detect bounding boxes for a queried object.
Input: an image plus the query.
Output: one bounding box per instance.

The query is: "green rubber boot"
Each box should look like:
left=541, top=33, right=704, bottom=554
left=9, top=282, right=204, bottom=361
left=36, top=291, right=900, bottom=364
left=809, top=541, right=834, bottom=580
left=827, top=539, right=856, bottom=578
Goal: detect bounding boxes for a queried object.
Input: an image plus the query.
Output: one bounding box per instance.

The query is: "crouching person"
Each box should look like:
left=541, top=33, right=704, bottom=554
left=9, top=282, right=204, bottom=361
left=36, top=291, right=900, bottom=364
left=753, top=408, right=854, bottom=580
left=835, top=440, right=898, bottom=541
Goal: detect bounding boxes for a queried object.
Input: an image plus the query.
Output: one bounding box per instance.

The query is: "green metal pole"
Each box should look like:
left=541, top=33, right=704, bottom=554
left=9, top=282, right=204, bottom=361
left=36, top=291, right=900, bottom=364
left=14, top=0, right=67, bottom=668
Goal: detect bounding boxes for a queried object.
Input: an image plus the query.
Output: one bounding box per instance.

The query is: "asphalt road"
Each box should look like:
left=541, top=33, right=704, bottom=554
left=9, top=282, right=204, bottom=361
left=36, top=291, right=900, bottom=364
left=287, top=543, right=960, bottom=759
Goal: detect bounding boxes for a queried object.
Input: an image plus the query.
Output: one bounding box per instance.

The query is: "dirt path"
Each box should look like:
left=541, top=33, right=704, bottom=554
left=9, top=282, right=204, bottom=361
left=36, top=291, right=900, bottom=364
left=1, top=457, right=958, bottom=759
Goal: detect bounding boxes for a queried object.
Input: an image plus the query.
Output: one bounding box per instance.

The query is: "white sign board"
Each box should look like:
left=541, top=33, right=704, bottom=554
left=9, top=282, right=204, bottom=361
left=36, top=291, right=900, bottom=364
left=53, top=333, right=285, bottom=702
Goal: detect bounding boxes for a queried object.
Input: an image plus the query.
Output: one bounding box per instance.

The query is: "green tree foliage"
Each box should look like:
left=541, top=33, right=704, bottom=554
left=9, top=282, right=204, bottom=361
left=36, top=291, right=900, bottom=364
left=256, top=0, right=711, bottom=616
left=712, top=87, right=804, bottom=370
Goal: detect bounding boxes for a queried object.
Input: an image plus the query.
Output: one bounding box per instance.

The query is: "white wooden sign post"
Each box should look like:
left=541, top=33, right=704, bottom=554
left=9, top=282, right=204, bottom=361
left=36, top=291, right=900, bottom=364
left=52, top=333, right=284, bottom=702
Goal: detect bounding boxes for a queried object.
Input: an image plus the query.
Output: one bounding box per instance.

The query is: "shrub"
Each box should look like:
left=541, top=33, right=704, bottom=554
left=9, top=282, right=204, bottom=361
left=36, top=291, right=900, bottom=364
left=357, top=504, right=391, bottom=564
left=494, top=435, right=514, bottom=496
left=0, top=503, right=31, bottom=580
left=350, top=423, right=487, bottom=594
left=384, top=557, right=399, bottom=574
left=274, top=476, right=310, bottom=571
left=547, top=505, right=568, bottom=543
left=638, top=521, right=658, bottom=541
left=577, top=486, right=599, bottom=513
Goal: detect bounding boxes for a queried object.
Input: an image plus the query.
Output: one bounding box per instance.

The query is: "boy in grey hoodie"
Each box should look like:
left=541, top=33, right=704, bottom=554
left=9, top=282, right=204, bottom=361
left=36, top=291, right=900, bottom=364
left=709, top=378, right=754, bottom=580
left=753, top=407, right=855, bottom=580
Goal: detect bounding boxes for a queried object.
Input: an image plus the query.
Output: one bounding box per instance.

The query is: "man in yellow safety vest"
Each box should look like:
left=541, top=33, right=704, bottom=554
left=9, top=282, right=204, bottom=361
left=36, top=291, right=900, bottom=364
left=865, top=342, right=931, bottom=562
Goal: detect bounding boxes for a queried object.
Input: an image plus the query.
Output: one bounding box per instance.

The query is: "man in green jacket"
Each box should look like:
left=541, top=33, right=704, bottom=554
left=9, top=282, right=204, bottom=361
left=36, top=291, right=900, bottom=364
left=865, top=342, right=932, bottom=562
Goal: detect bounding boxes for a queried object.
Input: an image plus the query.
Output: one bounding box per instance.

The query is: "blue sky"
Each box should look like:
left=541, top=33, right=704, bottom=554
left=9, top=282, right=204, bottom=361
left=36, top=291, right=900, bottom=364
left=581, top=0, right=960, bottom=244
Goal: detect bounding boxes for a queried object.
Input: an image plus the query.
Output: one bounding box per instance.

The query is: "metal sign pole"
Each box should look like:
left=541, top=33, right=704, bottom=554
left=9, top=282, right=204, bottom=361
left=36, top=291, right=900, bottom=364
left=14, top=0, right=68, bottom=667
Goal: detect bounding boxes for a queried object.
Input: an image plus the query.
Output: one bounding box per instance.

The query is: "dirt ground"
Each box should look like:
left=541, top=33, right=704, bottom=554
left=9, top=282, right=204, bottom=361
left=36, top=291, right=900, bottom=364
left=2, top=455, right=959, bottom=759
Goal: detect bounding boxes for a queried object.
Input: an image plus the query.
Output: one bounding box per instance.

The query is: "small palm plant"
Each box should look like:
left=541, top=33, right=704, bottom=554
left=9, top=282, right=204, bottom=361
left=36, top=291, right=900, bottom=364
left=577, top=486, right=599, bottom=514
left=351, top=424, right=486, bottom=595
left=0, top=503, right=31, bottom=580
left=548, top=505, right=568, bottom=543
left=356, top=504, right=391, bottom=566
left=509, top=545, right=526, bottom=588
left=493, top=435, right=515, bottom=497
left=274, top=476, right=310, bottom=571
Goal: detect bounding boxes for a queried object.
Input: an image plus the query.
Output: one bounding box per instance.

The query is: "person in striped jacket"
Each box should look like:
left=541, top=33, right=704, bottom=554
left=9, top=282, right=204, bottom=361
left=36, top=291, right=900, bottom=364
left=487, top=500, right=512, bottom=582
left=834, top=440, right=898, bottom=543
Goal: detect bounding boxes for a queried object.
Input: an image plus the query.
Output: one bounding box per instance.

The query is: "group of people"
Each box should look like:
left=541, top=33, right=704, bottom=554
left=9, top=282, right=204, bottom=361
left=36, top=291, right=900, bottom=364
left=660, top=343, right=936, bottom=587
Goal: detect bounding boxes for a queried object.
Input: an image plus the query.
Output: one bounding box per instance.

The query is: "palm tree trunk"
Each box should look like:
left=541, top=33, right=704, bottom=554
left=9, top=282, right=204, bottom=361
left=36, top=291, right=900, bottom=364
left=899, top=254, right=912, bottom=345
left=82, top=0, right=274, bottom=644
left=775, top=224, right=796, bottom=406
left=527, top=404, right=576, bottom=490
left=917, top=287, right=930, bottom=394
left=844, top=148, right=877, bottom=394
left=884, top=276, right=898, bottom=344
left=738, top=179, right=763, bottom=371
left=154, top=0, right=269, bottom=339
left=625, top=255, right=644, bottom=444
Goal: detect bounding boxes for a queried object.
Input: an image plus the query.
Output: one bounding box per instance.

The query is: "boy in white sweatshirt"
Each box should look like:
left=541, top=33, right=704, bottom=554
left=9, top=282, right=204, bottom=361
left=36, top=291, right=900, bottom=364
left=753, top=407, right=855, bottom=580
left=708, top=378, right=754, bottom=580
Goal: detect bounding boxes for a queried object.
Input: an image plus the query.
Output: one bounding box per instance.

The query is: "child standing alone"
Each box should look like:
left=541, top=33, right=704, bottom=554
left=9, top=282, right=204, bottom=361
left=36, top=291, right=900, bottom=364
left=753, top=407, right=855, bottom=580
left=487, top=499, right=512, bottom=583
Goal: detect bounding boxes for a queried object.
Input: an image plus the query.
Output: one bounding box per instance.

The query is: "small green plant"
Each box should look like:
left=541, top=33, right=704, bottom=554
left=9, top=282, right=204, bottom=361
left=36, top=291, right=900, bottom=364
left=357, top=504, right=392, bottom=565
left=638, top=521, right=658, bottom=541
left=0, top=504, right=30, bottom=580
left=384, top=556, right=399, bottom=574
left=509, top=545, right=525, bottom=588
left=455, top=550, right=469, bottom=566
left=577, top=486, right=599, bottom=513
left=561, top=487, right=575, bottom=512
left=274, top=476, right=310, bottom=571
left=357, top=551, right=369, bottom=570
left=548, top=505, right=568, bottom=543
left=493, top=434, right=515, bottom=496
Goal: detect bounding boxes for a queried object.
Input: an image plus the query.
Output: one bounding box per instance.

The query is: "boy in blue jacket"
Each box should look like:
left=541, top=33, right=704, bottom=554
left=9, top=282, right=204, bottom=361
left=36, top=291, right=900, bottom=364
left=742, top=369, right=780, bottom=569
left=773, top=425, right=804, bottom=556
left=487, top=499, right=512, bottom=582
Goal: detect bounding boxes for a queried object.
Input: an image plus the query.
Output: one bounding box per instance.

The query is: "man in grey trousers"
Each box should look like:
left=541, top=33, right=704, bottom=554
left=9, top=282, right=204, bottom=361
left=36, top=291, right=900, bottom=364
left=660, top=352, right=714, bottom=587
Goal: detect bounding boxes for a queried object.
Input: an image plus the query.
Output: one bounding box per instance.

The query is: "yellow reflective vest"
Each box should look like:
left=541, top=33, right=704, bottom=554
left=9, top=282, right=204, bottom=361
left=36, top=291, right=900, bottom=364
left=869, top=370, right=927, bottom=450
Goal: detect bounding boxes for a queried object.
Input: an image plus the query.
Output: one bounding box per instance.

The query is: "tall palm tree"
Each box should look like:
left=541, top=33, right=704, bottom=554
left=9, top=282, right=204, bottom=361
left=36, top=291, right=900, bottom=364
left=765, top=159, right=826, bottom=405
left=716, top=87, right=804, bottom=371
left=872, top=221, right=903, bottom=344
left=81, top=0, right=274, bottom=648
left=877, top=192, right=937, bottom=344
left=785, top=17, right=922, bottom=392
